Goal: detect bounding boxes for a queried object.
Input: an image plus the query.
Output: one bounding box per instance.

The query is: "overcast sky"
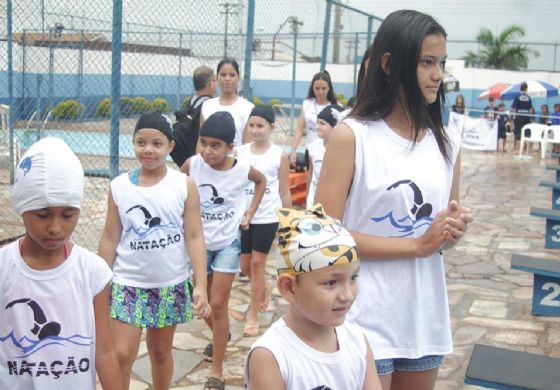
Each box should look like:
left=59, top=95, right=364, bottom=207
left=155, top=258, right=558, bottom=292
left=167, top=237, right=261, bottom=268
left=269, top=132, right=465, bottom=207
left=349, top=0, right=560, bottom=42
left=256, top=0, right=560, bottom=70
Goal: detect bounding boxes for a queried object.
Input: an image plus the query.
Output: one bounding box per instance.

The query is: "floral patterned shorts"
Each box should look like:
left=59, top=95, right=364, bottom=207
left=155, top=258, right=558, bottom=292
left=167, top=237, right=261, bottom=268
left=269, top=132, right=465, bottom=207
left=109, top=280, right=193, bottom=328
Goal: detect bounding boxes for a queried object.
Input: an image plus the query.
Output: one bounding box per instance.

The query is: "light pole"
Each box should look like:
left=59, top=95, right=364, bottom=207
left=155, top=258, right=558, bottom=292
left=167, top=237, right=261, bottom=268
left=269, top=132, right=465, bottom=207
left=47, top=22, right=64, bottom=125
left=289, top=17, right=303, bottom=131
left=219, top=2, right=239, bottom=58
left=271, top=17, right=292, bottom=61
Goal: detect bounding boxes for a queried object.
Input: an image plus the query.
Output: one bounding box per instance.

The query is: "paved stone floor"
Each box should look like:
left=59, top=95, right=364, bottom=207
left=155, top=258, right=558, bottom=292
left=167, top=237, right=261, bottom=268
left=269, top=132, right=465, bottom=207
left=93, top=148, right=560, bottom=389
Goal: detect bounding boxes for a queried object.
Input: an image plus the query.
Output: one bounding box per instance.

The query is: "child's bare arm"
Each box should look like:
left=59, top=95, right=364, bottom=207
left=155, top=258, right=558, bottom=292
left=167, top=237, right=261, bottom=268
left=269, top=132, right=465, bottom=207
left=184, top=177, right=211, bottom=319
left=94, top=284, right=124, bottom=390
left=278, top=152, right=292, bottom=208
left=242, top=166, right=266, bottom=230
left=248, top=348, right=285, bottom=390
left=98, top=189, right=123, bottom=268
left=362, top=337, right=382, bottom=390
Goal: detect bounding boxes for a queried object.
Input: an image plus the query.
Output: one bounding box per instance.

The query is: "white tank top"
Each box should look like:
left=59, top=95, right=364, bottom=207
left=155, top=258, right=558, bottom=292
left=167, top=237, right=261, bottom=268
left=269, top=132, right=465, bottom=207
left=201, top=96, right=254, bottom=147
left=306, top=139, right=325, bottom=208
left=237, top=142, right=282, bottom=224
left=342, top=118, right=461, bottom=360
left=245, top=318, right=368, bottom=389
left=0, top=241, right=112, bottom=389
left=302, top=98, right=329, bottom=147
left=189, top=154, right=250, bottom=250
left=111, top=168, right=190, bottom=288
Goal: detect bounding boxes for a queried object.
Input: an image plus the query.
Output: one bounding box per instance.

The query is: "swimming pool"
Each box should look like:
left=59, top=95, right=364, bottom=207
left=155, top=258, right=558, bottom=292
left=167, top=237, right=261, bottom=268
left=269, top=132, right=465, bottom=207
left=13, top=129, right=304, bottom=160
left=14, top=129, right=136, bottom=158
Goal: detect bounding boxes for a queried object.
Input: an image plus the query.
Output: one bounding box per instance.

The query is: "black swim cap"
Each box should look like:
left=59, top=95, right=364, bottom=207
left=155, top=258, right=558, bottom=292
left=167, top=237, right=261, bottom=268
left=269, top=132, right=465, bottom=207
left=200, top=111, right=236, bottom=144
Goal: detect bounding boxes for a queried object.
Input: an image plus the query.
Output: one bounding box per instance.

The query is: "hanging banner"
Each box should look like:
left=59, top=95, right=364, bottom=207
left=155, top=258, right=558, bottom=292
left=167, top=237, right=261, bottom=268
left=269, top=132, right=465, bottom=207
left=448, top=112, right=497, bottom=151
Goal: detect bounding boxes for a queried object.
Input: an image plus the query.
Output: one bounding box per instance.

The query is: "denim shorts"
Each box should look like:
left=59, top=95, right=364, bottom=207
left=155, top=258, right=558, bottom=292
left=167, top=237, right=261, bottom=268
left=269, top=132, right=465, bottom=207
left=206, top=236, right=241, bottom=274
left=375, top=355, right=444, bottom=376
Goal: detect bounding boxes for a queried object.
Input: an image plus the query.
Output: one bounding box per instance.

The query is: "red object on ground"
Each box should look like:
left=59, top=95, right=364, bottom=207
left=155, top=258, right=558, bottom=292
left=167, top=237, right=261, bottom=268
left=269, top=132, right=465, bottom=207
left=288, top=171, right=308, bottom=206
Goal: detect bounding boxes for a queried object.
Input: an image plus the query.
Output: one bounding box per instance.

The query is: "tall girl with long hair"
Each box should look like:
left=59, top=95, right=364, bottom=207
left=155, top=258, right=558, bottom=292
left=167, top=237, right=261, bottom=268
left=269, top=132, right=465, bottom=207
left=315, top=10, right=472, bottom=390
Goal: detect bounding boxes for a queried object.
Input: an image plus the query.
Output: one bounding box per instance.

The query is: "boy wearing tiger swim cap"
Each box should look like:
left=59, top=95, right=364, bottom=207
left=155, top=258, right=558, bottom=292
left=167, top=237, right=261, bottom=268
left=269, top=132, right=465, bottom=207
left=244, top=204, right=382, bottom=390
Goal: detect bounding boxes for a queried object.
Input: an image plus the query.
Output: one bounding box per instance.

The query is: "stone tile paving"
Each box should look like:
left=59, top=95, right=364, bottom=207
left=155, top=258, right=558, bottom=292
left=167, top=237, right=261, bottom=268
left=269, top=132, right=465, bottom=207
left=88, top=149, right=558, bottom=389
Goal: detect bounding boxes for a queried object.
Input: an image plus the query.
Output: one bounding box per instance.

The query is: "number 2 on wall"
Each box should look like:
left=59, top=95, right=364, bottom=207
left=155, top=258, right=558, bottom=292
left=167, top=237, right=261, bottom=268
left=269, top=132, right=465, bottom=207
left=541, top=282, right=560, bottom=307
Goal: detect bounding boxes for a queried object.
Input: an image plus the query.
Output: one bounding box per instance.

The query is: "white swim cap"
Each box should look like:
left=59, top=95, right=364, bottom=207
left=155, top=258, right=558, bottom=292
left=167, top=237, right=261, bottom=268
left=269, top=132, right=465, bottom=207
left=11, top=137, right=84, bottom=215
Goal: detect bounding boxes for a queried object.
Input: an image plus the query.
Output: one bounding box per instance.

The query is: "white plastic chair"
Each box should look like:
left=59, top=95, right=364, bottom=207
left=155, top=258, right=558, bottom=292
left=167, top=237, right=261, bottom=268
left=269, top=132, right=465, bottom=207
left=542, top=125, right=560, bottom=159
left=519, top=123, right=547, bottom=157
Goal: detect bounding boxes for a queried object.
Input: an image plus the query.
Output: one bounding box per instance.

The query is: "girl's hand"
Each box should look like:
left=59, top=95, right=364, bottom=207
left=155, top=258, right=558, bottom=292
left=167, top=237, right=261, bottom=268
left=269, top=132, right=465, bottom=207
left=415, top=209, right=449, bottom=257
left=441, top=200, right=472, bottom=250
left=289, top=152, right=297, bottom=167
left=241, top=210, right=253, bottom=231
left=191, top=285, right=211, bottom=319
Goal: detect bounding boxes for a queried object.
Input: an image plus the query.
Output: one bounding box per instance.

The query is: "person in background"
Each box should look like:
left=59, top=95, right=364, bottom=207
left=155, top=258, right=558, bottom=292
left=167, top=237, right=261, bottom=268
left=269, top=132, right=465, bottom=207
left=451, top=94, right=466, bottom=114
left=289, top=71, right=339, bottom=167
left=551, top=104, right=560, bottom=126
left=496, top=102, right=509, bottom=152
left=307, top=104, right=345, bottom=208
left=484, top=96, right=498, bottom=120
left=171, top=66, right=217, bottom=167
left=510, top=81, right=533, bottom=153
left=540, top=104, right=551, bottom=125
left=200, top=58, right=254, bottom=147
left=237, top=105, right=292, bottom=338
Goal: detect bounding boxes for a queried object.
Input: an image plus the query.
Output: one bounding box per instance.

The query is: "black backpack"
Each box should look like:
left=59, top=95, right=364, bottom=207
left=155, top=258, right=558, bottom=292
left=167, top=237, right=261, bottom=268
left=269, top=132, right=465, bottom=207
left=170, top=95, right=211, bottom=168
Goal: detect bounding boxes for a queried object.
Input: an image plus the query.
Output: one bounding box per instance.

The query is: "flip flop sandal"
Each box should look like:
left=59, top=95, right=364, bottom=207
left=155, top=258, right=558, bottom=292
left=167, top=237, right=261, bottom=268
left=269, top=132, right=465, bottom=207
left=203, top=332, right=232, bottom=362
left=243, top=323, right=259, bottom=337
left=204, top=376, right=225, bottom=390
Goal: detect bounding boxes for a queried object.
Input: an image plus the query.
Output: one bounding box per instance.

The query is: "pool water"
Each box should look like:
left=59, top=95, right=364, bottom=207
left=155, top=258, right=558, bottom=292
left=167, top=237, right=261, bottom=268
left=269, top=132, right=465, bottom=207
left=13, top=129, right=304, bottom=160
left=15, top=129, right=135, bottom=158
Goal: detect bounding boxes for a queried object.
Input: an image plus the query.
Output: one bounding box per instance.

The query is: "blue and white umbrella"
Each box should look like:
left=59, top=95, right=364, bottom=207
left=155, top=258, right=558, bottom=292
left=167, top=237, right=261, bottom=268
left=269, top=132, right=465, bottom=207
left=500, top=80, right=559, bottom=100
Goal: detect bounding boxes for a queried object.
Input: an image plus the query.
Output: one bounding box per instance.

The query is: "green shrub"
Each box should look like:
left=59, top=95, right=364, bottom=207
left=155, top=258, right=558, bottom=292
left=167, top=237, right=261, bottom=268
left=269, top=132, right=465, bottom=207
left=268, top=98, right=283, bottom=112
left=131, top=97, right=151, bottom=114
left=151, top=97, right=170, bottom=113
left=120, top=96, right=134, bottom=116
left=51, top=99, right=85, bottom=120
left=252, top=96, right=262, bottom=105
left=337, top=93, right=348, bottom=107
left=95, top=98, right=111, bottom=117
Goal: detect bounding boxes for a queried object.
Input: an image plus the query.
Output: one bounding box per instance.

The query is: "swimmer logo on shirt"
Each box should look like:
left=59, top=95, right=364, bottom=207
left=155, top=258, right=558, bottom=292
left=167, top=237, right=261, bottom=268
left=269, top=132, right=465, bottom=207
left=371, top=179, right=434, bottom=237
left=198, top=183, right=237, bottom=221
left=125, top=204, right=181, bottom=251
left=1, top=298, right=93, bottom=378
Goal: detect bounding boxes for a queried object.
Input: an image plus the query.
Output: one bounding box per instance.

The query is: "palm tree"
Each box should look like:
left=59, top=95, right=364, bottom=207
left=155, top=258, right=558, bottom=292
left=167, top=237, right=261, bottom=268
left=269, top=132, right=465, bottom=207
left=463, top=25, right=539, bottom=70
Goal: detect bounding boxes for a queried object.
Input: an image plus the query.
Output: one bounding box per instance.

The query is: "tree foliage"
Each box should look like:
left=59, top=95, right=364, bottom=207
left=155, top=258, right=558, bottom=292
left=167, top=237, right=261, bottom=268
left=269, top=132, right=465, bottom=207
left=463, top=25, right=539, bottom=70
